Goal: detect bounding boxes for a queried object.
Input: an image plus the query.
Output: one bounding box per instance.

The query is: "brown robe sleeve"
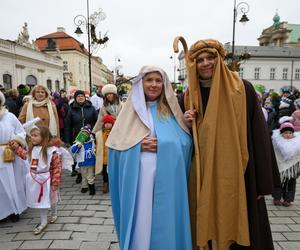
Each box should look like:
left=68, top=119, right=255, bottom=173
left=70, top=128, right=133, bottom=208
left=244, top=80, right=280, bottom=195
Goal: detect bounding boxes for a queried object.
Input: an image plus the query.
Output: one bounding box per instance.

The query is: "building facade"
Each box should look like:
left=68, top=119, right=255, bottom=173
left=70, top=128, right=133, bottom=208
left=0, top=38, right=63, bottom=91
left=226, top=45, right=300, bottom=92
left=35, top=27, right=112, bottom=93
left=177, top=14, right=300, bottom=93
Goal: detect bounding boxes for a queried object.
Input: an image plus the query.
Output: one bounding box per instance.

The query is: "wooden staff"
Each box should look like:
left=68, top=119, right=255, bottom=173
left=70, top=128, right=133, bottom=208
left=173, top=36, right=200, bottom=186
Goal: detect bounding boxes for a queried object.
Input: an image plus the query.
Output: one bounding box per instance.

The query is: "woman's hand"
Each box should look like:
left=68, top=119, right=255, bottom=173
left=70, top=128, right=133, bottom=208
left=183, top=109, right=197, bottom=128
left=141, top=137, right=157, bottom=152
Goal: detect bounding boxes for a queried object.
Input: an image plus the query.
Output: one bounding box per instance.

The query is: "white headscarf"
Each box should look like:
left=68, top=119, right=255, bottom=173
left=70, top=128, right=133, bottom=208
left=106, top=65, right=189, bottom=150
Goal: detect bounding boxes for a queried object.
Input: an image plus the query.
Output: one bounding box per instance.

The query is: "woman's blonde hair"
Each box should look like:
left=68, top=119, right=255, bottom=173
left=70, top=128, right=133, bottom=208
left=30, top=85, right=50, bottom=100
left=157, top=87, right=170, bottom=118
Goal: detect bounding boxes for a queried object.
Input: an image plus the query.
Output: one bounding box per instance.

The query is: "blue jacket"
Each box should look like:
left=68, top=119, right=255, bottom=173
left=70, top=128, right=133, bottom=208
left=71, top=141, right=96, bottom=167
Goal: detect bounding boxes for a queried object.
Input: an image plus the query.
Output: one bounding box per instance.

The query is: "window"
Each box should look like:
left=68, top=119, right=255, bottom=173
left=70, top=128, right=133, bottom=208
left=254, top=68, right=260, bottom=80
left=295, top=68, right=300, bottom=80
left=270, top=68, right=276, bottom=80
left=2, top=74, right=12, bottom=89
left=79, top=62, right=82, bottom=74
left=55, top=80, right=59, bottom=92
left=282, top=68, right=288, bottom=80
left=239, top=67, right=244, bottom=79
left=47, top=79, right=52, bottom=92
left=63, top=61, right=68, bottom=72
left=26, top=75, right=37, bottom=87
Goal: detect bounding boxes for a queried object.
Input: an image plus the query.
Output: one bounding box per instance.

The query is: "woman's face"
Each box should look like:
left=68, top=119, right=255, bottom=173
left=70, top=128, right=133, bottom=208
left=76, top=94, right=86, bottom=105
left=30, top=129, right=42, bottom=145
left=106, top=93, right=114, bottom=102
left=143, top=72, right=163, bottom=101
left=34, top=87, right=47, bottom=102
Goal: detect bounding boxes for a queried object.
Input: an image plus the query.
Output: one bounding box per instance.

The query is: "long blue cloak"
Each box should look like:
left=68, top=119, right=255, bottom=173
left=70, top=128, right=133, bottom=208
left=108, top=104, right=193, bottom=250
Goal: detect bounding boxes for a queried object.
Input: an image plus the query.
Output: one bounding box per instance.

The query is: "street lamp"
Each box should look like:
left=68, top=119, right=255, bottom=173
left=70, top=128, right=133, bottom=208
left=74, top=0, right=108, bottom=95
left=230, top=0, right=250, bottom=69
left=170, top=55, right=176, bottom=83
left=114, top=57, right=121, bottom=84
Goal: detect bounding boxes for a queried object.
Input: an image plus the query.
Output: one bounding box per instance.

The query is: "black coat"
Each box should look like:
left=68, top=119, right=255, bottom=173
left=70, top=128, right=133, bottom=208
left=64, top=100, right=97, bottom=144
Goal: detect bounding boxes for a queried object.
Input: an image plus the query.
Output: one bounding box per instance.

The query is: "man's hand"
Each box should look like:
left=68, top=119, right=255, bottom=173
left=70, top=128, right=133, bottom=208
left=141, top=137, right=157, bottom=152
left=183, top=109, right=197, bottom=128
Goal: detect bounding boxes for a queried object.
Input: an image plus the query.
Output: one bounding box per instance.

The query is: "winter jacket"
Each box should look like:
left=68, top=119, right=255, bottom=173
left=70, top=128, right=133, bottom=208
left=18, top=100, right=60, bottom=137
left=64, top=100, right=97, bottom=144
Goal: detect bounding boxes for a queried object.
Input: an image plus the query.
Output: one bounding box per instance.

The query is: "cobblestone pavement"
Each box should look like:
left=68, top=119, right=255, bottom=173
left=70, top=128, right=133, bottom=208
left=0, top=172, right=299, bottom=249
left=266, top=178, right=300, bottom=250
left=0, top=170, right=119, bottom=250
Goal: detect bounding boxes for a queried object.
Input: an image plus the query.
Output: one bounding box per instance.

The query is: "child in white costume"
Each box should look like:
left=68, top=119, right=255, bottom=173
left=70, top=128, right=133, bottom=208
left=272, top=117, right=300, bottom=207
left=0, top=91, right=27, bottom=222
left=12, top=126, right=69, bottom=235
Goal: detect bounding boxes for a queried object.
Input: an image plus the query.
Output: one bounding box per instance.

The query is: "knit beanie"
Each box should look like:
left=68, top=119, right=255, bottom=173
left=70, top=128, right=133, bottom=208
left=279, top=97, right=293, bottom=109
left=17, top=84, right=31, bottom=95
left=102, top=114, right=115, bottom=125
left=74, top=90, right=85, bottom=100
left=280, top=122, right=294, bottom=134
left=102, top=84, right=117, bottom=96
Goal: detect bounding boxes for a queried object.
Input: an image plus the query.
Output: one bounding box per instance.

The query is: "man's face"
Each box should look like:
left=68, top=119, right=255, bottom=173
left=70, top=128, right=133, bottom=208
left=196, top=52, right=217, bottom=80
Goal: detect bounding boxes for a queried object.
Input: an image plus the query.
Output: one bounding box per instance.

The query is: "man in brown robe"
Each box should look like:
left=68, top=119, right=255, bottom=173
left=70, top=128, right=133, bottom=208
left=180, top=39, right=280, bottom=250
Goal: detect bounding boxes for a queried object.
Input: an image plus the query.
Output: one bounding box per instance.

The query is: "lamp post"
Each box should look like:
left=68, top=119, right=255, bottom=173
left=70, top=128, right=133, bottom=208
left=74, top=0, right=108, bottom=95
left=170, top=55, right=176, bottom=83
left=231, top=0, right=250, bottom=65
left=114, top=57, right=121, bottom=84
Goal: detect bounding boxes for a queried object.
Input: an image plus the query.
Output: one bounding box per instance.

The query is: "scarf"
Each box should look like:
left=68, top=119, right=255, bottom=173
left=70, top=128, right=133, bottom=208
left=106, top=66, right=189, bottom=150
left=183, top=39, right=249, bottom=249
left=26, top=98, right=58, bottom=136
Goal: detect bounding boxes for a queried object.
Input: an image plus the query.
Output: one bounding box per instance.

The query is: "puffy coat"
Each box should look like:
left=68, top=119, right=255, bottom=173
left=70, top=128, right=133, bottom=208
left=64, top=100, right=97, bottom=144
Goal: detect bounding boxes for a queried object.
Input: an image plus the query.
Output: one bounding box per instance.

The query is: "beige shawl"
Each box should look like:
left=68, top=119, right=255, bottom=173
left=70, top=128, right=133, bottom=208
left=183, top=39, right=250, bottom=249
left=26, top=98, right=58, bottom=136
left=106, top=65, right=189, bottom=151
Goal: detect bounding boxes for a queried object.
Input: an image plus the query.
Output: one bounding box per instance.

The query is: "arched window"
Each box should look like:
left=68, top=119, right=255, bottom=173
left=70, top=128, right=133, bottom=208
left=55, top=80, right=59, bottom=92
left=3, top=74, right=12, bottom=89
left=26, top=75, right=37, bottom=87
left=47, top=79, right=52, bottom=92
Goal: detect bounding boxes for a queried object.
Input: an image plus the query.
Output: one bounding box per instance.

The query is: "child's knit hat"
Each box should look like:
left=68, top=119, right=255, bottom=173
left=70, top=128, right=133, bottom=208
left=280, top=122, right=294, bottom=134
left=102, top=115, right=115, bottom=125
left=279, top=97, right=293, bottom=109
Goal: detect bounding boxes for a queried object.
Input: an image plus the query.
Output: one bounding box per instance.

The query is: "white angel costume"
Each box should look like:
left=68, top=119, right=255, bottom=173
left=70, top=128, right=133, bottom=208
left=272, top=129, right=300, bottom=181
left=0, top=111, right=27, bottom=219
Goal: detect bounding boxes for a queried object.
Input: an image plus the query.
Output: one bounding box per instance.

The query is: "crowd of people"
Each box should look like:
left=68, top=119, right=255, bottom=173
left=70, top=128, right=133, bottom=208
left=0, top=38, right=300, bottom=250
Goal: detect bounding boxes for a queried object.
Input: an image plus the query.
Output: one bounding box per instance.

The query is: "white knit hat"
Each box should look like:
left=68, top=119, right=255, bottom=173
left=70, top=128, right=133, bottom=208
left=0, top=91, right=5, bottom=107
left=102, top=84, right=117, bottom=96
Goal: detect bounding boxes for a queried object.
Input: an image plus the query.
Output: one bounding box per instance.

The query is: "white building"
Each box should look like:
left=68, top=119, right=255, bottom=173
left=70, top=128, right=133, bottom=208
left=0, top=38, right=63, bottom=90
left=225, top=45, right=300, bottom=93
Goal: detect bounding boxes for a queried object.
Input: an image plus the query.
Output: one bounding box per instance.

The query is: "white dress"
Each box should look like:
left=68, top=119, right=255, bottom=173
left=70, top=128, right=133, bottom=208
left=26, top=146, right=58, bottom=209
left=0, top=111, right=27, bottom=219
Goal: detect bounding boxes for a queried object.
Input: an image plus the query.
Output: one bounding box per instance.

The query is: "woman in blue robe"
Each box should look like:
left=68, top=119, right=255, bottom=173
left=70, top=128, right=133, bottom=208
left=106, top=66, right=193, bottom=250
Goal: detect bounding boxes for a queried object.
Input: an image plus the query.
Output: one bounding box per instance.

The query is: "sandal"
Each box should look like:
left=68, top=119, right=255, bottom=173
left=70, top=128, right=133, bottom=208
left=33, top=224, right=47, bottom=235
left=49, top=215, right=58, bottom=224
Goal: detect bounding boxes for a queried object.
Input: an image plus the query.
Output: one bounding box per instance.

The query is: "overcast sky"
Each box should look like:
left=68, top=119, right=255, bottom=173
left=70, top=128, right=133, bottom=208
left=1, top=0, right=299, bottom=80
